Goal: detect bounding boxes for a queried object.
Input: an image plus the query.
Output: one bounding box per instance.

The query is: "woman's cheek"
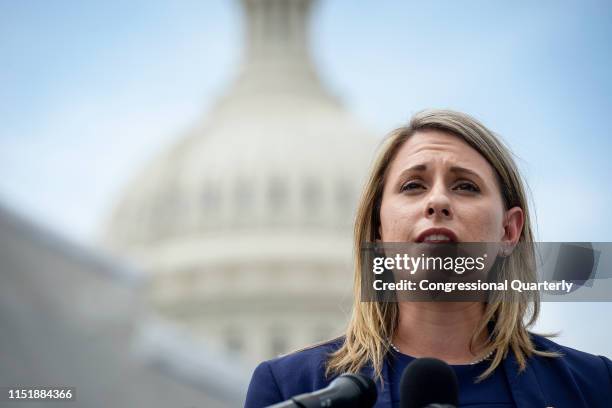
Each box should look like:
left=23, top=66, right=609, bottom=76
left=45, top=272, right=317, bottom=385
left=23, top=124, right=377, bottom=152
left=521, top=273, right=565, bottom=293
left=459, top=203, right=503, bottom=241
left=381, top=199, right=418, bottom=241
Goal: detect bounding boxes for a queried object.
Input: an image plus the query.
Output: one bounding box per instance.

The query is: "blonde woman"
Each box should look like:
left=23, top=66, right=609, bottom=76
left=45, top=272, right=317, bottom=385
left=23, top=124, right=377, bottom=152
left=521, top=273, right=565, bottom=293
left=245, top=110, right=612, bottom=407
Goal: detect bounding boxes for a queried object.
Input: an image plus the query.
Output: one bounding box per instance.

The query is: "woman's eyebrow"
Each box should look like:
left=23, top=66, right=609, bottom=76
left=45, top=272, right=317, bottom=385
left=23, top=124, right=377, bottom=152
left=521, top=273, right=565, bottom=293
left=396, top=164, right=427, bottom=177
left=394, top=164, right=427, bottom=182
left=449, top=165, right=482, bottom=179
left=397, top=164, right=484, bottom=181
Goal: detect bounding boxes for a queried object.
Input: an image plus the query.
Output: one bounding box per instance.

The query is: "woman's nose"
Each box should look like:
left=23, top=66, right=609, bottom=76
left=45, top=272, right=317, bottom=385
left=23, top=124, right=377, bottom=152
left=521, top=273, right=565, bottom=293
left=427, top=206, right=451, bottom=218
left=425, top=189, right=452, bottom=219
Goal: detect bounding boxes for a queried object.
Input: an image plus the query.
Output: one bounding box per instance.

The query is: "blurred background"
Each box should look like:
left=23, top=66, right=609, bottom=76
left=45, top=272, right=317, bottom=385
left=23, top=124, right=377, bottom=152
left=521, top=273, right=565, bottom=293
left=1, top=0, right=611, bottom=406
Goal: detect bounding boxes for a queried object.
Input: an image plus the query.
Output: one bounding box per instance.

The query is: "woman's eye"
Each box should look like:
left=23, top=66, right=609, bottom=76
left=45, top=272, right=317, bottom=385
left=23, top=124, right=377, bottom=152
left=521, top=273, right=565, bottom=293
left=454, top=182, right=480, bottom=192
left=400, top=181, right=425, bottom=192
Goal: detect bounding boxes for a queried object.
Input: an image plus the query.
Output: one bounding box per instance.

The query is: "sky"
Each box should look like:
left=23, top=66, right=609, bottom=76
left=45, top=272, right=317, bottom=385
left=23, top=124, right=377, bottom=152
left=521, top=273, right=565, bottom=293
left=1, top=1, right=612, bottom=354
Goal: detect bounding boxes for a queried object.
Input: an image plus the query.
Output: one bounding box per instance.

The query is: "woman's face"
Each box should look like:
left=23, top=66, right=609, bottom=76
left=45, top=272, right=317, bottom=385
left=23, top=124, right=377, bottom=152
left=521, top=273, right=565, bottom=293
left=378, top=130, right=523, bottom=244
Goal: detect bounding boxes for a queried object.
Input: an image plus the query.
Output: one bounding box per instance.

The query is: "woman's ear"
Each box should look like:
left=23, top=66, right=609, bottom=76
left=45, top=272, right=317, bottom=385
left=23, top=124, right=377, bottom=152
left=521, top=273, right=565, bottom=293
left=502, top=206, right=524, bottom=246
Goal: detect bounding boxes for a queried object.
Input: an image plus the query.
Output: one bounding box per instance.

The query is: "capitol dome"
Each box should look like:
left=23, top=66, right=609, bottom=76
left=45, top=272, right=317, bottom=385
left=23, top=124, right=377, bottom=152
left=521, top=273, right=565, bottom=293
left=103, top=0, right=376, bottom=364
left=107, top=100, right=373, bottom=250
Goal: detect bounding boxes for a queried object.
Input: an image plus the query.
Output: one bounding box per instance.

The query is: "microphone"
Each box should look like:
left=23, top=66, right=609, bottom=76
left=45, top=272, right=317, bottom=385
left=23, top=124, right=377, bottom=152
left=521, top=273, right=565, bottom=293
left=400, top=358, right=459, bottom=408
left=266, top=373, right=377, bottom=408
left=551, top=242, right=598, bottom=291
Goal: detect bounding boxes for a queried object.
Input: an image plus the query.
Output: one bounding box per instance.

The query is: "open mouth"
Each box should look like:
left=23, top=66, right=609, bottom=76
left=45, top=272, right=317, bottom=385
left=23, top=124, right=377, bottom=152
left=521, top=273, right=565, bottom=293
left=415, top=228, right=458, bottom=243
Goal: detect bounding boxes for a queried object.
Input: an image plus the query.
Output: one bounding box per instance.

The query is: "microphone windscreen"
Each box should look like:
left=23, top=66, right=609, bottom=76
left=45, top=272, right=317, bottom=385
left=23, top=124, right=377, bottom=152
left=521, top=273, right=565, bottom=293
left=399, top=358, right=459, bottom=408
left=343, top=373, right=377, bottom=407
left=552, top=242, right=597, bottom=288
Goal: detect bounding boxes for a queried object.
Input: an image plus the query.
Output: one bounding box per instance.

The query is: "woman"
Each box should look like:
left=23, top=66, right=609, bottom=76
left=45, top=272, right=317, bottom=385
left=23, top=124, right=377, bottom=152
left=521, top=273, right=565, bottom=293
left=244, top=109, right=612, bottom=407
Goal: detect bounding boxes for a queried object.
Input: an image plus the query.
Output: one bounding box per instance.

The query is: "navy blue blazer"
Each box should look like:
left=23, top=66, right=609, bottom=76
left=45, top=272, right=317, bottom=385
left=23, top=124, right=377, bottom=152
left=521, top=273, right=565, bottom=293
left=245, top=335, right=612, bottom=408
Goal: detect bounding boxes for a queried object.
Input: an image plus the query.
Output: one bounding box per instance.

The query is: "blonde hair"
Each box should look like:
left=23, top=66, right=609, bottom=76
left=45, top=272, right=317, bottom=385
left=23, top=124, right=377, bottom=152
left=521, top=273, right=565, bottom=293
left=326, top=109, right=557, bottom=382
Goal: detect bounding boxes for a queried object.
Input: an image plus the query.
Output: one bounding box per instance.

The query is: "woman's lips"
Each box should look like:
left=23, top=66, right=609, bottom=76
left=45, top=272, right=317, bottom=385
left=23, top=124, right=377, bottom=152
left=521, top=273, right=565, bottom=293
left=415, top=228, right=459, bottom=243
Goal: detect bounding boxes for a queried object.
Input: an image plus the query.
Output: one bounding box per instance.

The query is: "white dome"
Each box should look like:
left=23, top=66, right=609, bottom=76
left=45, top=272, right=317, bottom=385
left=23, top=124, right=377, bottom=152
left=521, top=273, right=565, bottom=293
left=104, top=0, right=376, bottom=263
left=107, top=104, right=373, bottom=246
left=102, top=0, right=378, bottom=366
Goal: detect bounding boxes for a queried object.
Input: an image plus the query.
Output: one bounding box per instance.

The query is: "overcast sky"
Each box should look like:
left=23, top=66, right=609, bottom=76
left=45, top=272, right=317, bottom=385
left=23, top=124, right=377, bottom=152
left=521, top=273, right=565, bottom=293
left=2, top=0, right=612, bottom=355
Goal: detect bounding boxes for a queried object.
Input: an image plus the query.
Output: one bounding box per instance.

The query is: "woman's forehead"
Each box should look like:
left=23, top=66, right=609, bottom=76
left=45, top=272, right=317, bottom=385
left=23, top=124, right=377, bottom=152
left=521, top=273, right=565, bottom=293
left=389, top=130, right=496, bottom=178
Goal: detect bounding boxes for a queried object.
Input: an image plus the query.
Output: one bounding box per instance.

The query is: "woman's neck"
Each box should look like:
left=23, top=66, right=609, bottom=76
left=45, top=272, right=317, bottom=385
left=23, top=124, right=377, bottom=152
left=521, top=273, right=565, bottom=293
left=392, top=302, right=488, bottom=364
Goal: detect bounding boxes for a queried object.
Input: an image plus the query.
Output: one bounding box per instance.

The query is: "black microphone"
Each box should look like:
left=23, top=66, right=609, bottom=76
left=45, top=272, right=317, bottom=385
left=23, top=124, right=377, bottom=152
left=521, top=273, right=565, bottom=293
left=400, top=358, right=459, bottom=408
left=266, top=373, right=377, bottom=408
left=551, top=242, right=598, bottom=292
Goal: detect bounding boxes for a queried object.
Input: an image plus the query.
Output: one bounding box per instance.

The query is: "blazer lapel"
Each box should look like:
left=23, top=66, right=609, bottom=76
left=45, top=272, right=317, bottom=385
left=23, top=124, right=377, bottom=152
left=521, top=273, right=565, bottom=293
left=503, top=353, right=548, bottom=407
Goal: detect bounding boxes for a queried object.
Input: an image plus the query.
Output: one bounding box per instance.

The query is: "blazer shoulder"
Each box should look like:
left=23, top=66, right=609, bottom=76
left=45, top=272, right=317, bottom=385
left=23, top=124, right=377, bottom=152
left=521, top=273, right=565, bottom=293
left=529, top=333, right=612, bottom=395
left=268, top=336, right=345, bottom=376
left=531, top=333, right=611, bottom=369
left=245, top=337, right=345, bottom=408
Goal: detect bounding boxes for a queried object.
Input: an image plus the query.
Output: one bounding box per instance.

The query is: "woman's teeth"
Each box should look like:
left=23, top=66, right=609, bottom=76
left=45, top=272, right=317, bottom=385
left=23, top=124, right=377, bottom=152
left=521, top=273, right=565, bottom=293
left=423, top=234, right=452, bottom=242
